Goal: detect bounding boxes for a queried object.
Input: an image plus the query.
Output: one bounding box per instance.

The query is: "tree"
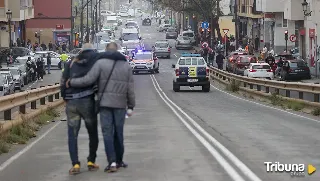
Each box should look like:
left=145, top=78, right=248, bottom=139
left=155, top=0, right=223, bottom=40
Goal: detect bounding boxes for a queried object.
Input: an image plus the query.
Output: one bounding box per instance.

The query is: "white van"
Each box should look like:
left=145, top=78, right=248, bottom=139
left=105, top=16, right=118, bottom=30
left=120, top=28, right=142, bottom=48
left=181, top=30, right=196, bottom=45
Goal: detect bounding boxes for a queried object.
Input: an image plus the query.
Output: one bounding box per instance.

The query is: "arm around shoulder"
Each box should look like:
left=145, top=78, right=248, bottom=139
left=70, top=60, right=101, bottom=87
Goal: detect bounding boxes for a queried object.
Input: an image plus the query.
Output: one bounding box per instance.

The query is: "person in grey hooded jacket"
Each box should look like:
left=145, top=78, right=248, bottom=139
left=67, top=45, right=135, bottom=173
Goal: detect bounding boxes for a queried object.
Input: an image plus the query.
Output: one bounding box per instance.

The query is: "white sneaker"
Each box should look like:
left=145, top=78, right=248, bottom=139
left=110, top=162, right=116, bottom=167
left=41, top=79, right=43, bottom=81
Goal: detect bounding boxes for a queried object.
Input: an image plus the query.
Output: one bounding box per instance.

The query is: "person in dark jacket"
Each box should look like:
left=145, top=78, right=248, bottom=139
left=47, top=53, right=51, bottom=74
left=61, top=43, right=129, bottom=175
left=216, top=51, right=225, bottom=70
left=275, top=57, right=284, bottom=76
left=36, top=58, right=44, bottom=81
left=67, top=43, right=135, bottom=173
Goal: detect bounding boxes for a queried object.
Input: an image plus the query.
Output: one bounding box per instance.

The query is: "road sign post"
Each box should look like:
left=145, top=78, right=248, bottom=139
left=201, top=22, right=209, bottom=44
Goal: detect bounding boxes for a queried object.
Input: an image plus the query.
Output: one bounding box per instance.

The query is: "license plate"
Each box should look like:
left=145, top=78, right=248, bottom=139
left=137, top=66, right=144, bottom=69
left=187, top=79, right=198, bottom=82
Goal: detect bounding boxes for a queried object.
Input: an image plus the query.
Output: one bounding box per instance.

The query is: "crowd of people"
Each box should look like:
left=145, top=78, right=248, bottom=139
left=11, top=38, right=71, bottom=53
left=60, top=42, right=135, bottom=175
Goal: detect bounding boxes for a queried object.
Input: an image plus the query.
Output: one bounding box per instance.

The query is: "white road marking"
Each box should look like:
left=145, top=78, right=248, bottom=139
left=188, top=87, right=193, bottom=90
left=174, top=54, right=177, bottom=57
left=210, top=84, right=320, bottom=123
left=0, top=121, right=62, bottom=171
left=150, top=75, right=246, bottom=181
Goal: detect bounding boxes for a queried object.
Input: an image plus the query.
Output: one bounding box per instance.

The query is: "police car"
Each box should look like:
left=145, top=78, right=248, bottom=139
left=172, top=53, right=210, bottom=92
left=129, top=50, right=159, bottom=74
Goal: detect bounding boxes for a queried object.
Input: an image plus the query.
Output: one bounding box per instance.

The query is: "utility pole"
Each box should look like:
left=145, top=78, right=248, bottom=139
left=91, top=0, right=94, bottom=43
left=86, top=0, right=89, bottom=42
left=95, top=2, right=98, bottom=32
left=99, top=1, right=101, bottom=30
left=234, top=0, right=239, bottom=49
left=70, top=0, right=74, bottom=50
left=80, top=0, right=84, bottom=46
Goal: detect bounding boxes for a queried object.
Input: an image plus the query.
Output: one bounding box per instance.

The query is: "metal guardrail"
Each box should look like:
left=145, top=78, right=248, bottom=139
left=209, top=67, right=320, bottom=105
left=0, top=83, right=61, bottom=120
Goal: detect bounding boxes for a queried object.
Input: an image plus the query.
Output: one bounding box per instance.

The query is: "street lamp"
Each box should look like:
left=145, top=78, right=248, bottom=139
left=302, top=0, right=312, bottom=16
left=6, top=9, right=12, bottom=49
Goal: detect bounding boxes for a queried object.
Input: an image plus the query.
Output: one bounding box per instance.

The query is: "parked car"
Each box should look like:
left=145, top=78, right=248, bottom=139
left=231, top=55, right=258, bottom=75
left=1, top=67, right=24, bottom=90
left=226, top=51, right=248, bottom=72
left=142, top=18, right=151, bottom=26
left=243, top=63, right=274, bottom=80
left=0, top=47, right=33, bottom=63
left=14, top=56, right=35, bottom=84
left=165, top=28, right=178, bottom=39
left=175, top=36, right=192, bottom=50
left=0, top=74, right=15, bottom=96
left=279, top=59, right=311, bottom=80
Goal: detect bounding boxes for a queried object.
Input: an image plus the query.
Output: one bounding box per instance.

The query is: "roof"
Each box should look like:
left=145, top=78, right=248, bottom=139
left=0, top=71, right=10, bottom=73
left=1, top=66, right=19, bottom=70
left=136, top=51, right=152, bottom=54
left=181, top=53, right=201, bottom=57
left=35, top=51, right=54, bottom=54
left=122, top=28, right=138, bottom=33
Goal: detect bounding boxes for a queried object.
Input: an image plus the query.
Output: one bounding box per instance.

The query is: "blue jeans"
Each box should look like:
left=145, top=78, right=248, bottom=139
left=47, top=64, right=51, bottom=73
left=66, top=96, right=98, bottom=166
left=100, top=107, right=126, bottom=165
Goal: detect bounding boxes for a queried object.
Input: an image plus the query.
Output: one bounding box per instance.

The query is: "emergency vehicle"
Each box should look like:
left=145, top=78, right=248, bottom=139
left=129, top=50, right=159, bottom=74
left=172, top=53, right=210, bottom=92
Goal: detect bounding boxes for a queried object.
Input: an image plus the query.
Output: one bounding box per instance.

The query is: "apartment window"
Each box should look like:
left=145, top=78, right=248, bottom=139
left=282, top=13, right=288, bottom=28
left=0, top=0, right=4, bottom=7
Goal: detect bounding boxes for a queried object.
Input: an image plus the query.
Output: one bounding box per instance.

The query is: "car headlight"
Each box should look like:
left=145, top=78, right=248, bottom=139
left=147, top=62, right=153, bottom=65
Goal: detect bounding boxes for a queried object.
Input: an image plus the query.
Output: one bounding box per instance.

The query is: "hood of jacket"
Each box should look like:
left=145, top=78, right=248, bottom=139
left=95, top=50, right=127, bottom=61
left=76, top=49, right=97, bottom=66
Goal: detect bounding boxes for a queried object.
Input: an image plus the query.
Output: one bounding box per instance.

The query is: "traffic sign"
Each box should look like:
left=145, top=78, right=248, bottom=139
left=222, top=28, right=229, bottom=34
left=289, top=34, right=297, bottom=42
left=201, top=22, right=209, bottom=29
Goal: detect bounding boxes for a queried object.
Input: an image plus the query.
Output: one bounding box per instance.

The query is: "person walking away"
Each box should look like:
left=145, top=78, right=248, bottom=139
left=47, top=53, right=52, bottom=74
left=275, top=57, right=284, bottom=77
left=16, top=38, right=21, bottom=47
left=254, top=35, right=260, bottom=51
left=36, top=58, right=44, bottom=81
left=31, top=61, right=37, bottom=81
left=208, top=48, right=215, bottom=66
left=6, top=51, right=12, bottom=66
left=216, top=51, right=225, bottom=70
left=60, top=43, right=100, bottom=175
left=68, top=44, right=135, bottom=173
left=62, top=42, right=67, bottom=52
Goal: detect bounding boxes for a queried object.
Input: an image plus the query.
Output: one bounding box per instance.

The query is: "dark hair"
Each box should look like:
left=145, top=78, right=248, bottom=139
left=106, top=42, right=118, bottom=49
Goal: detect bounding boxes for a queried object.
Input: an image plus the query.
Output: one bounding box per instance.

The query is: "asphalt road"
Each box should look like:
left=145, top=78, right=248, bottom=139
left=0, top=17, right=319, bottom=181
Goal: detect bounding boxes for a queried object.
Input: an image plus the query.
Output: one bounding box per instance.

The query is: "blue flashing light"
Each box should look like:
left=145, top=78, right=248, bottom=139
left=181, top=53, right=201, bottom=57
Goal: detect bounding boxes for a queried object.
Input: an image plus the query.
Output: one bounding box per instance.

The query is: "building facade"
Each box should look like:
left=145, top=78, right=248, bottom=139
left=0, top=0, right=34, bottom=47
left=26, top=0, right=72, bottom=45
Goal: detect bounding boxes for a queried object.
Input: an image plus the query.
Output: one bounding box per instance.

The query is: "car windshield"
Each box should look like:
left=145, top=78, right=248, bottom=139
left=0, top=72, right=9, bottom=76
left=124, top=43, right=140, bottom=49
left=126, top=22, right=137, bottom=27
left=0, top=76, right=5, bottom=84
left=252, top=65, right=270, bottom=69
left=98, top=34, right=110, bottom=42
left=155, top=43, right=168, bottom=48
left=167, top=29, right=175, bottom=32
left=134, top=54, right=151, bottom=60
left=122, top=33, right=139, bottom=40
left=106, top=20, right=117, bottom=24
left=70, top=48, right=81, bottom=54
left=178, top=36, right=189, bottom=40
left=241, top=57, right=257, bottom=63
left=183, top=32, right=194, bottom=37
left=10, top=69, right=20, bottom=75
left=289, top=61, right=307, bottom=67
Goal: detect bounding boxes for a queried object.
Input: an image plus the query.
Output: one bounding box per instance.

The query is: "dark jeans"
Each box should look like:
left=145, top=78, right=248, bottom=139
left=217, top=63, right=223, bottom=70
left=66, top=96, right=98, bottom=166
left=37, top=69, right=43, bottom=79
left=100, top=107, right=126, bottom=165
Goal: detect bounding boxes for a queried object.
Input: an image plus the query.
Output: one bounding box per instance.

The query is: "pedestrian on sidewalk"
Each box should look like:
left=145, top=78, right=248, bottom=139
left=61, top=43, right=100, bottom=175
left=46, top=53, right=51, bottom=74
left=67, top=42, right=135, bottom=173
left=216, top=51, right=225, bottom=70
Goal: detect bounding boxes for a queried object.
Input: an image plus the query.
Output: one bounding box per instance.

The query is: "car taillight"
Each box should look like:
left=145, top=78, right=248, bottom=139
left=288, top=69, right=293, bottom=72
left=206, top=68, right=209, bottom=76
left=168, top=48, right=171, bottom=51
left=175, top=69, right=179, bottom=76
left=249, top=69, right=257, bottom=72
left=237, top=60, right=241, bottom=63
left=267, top=69, right=273, bottom=72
